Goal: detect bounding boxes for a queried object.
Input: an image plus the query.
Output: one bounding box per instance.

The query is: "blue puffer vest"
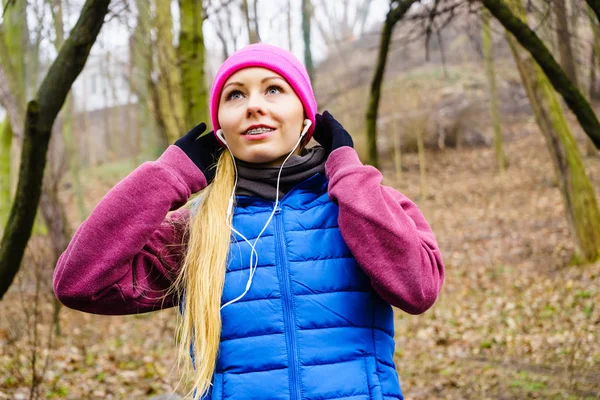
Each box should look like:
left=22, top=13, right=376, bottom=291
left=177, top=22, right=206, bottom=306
left=194, top=173, right=403, bottom=400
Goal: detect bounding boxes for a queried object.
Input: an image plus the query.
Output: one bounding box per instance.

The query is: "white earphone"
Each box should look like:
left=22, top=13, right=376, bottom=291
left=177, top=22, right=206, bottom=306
left=300, top=119, right=312, bottom=138
left=216, top=129, right=228, bottom=146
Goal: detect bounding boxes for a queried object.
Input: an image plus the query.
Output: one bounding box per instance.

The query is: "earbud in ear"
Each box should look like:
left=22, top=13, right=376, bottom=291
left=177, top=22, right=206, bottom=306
left=300, top=119, right=312, bottom=138
left=216, top=129, right=228, bottom=146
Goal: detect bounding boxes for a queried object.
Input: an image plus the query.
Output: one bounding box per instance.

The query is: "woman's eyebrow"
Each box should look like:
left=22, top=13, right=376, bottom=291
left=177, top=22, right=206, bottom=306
left=223, top=76, right=285, bottom=90
left=223, top=81, right=243, bottom=90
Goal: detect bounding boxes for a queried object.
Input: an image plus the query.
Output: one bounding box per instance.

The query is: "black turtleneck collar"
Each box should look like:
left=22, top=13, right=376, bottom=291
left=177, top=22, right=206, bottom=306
left=234, top=145, right=328, bottom=201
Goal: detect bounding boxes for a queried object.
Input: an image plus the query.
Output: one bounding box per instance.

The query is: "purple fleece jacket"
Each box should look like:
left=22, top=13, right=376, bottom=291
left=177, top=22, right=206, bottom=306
left=53, top=146, right=444, bottom=316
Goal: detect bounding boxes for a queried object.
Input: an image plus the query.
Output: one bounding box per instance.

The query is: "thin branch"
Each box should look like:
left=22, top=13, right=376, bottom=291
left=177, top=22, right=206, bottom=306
left=205, top=0, right=238, bottom=20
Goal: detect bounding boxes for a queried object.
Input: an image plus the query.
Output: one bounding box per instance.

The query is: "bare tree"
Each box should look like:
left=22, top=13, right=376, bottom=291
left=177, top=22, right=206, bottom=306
left=482, top=0, right=600, bottom=149
left=588, top=6, right=600, bottom=100
left=153, top=0, right=186, bottom=143
left=366, top=0, right=419, bottom=167
left=241, top=0, right=260, bottom=43
left=130, top=0, right=161, bottom=157
left=0, top=0, right=112, bottom=300
left=206, top=0, right=245, bottom=61
left=505, top=0, right=600, bottom=263
left=179, top=0, right=209, bottom=128
left=314, top=0, right=373, bottom=51
left=302, top=0, right=315, bottom=82
left=0, top=0, right=28, bottom=232
left=482, top=8, right=509, bottom=173
left=287, top=0, right=293, bottom=52
left=554, top=0, right=579, bottom=87
left=0, top=61, right=23, bottom=138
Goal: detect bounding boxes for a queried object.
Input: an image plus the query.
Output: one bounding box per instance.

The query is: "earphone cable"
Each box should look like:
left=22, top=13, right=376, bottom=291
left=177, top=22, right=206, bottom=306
left=220, top=122, right=310, bottom=310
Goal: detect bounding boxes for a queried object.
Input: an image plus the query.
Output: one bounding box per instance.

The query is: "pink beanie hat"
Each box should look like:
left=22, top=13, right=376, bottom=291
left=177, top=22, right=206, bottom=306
left=209, top=43, right=317, bottom=145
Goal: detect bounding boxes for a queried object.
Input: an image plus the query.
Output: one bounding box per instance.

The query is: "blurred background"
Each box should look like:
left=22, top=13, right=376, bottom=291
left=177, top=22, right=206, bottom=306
left=0, top=0, right=599, bottom=398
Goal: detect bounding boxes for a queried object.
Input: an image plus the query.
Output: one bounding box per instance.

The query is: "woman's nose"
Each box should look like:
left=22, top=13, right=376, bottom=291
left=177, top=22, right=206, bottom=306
left=246, top=94, right=266, bottom=118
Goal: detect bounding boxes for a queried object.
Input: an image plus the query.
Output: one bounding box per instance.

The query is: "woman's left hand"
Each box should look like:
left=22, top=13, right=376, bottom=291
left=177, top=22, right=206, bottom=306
left=313, top=111, right=354, bottom=153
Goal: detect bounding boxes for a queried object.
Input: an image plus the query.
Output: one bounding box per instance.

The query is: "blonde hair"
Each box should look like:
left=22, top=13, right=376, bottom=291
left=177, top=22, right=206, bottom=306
left=170, top=150, right=236, bottom=398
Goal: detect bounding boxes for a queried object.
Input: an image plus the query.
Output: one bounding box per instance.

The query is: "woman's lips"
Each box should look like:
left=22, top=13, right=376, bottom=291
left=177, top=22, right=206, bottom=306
left=242, top=128, right=276, bottom=141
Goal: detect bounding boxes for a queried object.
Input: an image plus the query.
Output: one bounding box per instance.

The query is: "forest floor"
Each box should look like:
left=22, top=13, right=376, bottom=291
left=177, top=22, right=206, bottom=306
left=1, top=115, right=600, bottom=399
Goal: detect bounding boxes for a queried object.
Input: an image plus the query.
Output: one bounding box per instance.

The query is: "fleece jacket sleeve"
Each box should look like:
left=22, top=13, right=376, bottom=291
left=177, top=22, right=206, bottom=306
left=325, top=146, right=445, bottom=315
left=52, top=146, right=207, bottom=315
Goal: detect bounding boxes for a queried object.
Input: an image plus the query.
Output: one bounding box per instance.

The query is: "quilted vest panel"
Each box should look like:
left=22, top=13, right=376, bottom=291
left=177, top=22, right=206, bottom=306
left=198, top=174, right=403, bottom=400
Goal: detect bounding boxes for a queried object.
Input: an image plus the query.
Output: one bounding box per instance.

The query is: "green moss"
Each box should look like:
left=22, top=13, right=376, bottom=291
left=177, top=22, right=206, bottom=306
left=575, top=290, right=593, bottom=299
left=0, top=118, right=12, bottom=230
left=506, top=0, right=600, bottom=264
left=47, top=385, right=68, bottom=398
left=540, top=304, right=556, bottom=319
left=510, top=371, right=547, bottom=392
left=178, top=0, right=208, bottom=128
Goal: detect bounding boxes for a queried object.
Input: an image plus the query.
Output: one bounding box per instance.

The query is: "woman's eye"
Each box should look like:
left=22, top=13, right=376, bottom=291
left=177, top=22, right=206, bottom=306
left=226, top=90, right=243, bottom=101
left=266, top=85, right=282, bottom=95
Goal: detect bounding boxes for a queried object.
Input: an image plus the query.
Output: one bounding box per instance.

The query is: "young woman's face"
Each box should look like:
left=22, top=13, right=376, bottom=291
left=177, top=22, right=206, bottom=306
left=217, top=67, right=305, bottom=166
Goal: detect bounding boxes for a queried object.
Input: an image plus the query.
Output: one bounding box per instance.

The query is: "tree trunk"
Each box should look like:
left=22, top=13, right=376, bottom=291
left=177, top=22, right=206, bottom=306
left=131, top=0, right=160, bottom=158
left=2, top=0, right=27, bottom=105
left=0, top=2, right=20, bottom=228
left=591, top=42, right=598, bottom=99
left=302, top=0, right=315, bottom=83
left=0, top=60, right=23, bottom=139
left=356, top=0, right=372, bottom=36
left=586, top=6, right=600, bottom=157
left=0, top=0, right=111, bottom=300
left=287, top=0, right=293, bottom=52
left=178, top=0, right=208, bottom=128
left=586, top=0, right=600, bottom=23
left=39, top=177, right=72, bottom=269
left=417, top=122, right=428, bottom=200
left=50, top=0, right=87, bottom=221
left=482, top=0, right=600, bottom=149
left=154, top=0, right=186, bottom=144
left=555, top=0, right=579, bottom=87
left=537, top=1, right=556, bottom=56
left=39, top=162, right=72, bottom=337
left=0, top=118, right=12, bottom=233
left=482, top=9, right=509, bottom=173
left=570, top=0, right=581, bottom=29
left=393, top=120, right=402, bottom=182
left=0, top=0, right=27, bottom=138
left=366, top=0, right=418, bottom=168
left=589, top=7, right=600, bottom=99
left=506, top=0, right=600, bottom=264
left=241, top=0, right=260, bottom=44
left=252, top=0, right=260, bottom=41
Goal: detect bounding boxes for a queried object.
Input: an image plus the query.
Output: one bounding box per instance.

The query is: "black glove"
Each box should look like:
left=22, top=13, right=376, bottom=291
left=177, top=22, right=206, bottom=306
left=174, top=122, right=223, bottom=184
left=313, top=111, right=354, bottom=153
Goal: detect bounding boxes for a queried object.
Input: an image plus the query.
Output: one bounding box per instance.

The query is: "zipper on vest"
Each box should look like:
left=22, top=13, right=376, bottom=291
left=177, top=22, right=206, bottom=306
left=275, top=207, right=301, bottom=400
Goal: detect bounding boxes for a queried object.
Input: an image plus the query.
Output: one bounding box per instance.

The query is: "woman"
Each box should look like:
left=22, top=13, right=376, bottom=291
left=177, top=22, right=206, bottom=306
left=54, top=43, right=444, bottom=399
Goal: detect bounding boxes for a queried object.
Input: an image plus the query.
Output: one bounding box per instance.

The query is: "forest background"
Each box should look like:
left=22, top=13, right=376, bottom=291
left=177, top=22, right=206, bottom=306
left=0, top=0, right=599, bottom=398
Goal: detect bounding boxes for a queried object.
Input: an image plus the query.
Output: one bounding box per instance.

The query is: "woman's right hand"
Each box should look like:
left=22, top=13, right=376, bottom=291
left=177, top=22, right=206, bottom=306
left=174, top=122, right=224, bottom=185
